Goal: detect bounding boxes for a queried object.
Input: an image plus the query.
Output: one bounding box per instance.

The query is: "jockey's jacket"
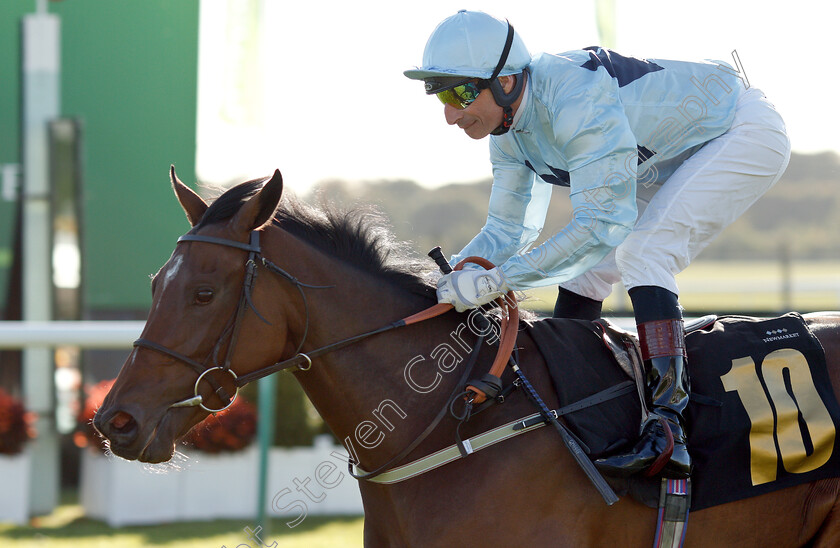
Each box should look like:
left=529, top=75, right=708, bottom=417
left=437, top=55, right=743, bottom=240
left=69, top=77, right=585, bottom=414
left=450, top=47, right=743, bottom=290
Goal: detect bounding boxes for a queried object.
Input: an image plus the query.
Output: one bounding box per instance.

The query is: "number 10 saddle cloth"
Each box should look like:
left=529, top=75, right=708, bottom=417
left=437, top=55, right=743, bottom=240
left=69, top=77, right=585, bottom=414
left=526, top=312, right=840, bottom=511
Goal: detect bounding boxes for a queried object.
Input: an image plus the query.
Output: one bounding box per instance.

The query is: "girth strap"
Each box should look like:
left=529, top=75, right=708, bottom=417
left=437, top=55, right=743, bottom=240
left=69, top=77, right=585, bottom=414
left=654, top=478, right=691, bottom=548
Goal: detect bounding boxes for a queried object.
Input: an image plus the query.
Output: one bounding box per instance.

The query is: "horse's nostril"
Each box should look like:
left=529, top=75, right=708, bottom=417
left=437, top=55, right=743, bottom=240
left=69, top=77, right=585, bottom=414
left=111, top=411, right=135, bottom=432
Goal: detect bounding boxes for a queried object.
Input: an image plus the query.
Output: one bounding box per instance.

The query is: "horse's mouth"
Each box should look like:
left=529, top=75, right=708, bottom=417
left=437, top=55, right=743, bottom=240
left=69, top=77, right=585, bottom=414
left=137, top=434, right=177, bottom=464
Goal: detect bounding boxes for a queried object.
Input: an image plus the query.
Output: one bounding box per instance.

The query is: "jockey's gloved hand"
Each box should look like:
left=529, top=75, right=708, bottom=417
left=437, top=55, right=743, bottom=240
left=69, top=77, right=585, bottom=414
left=436, top=267, right=506, bottom=312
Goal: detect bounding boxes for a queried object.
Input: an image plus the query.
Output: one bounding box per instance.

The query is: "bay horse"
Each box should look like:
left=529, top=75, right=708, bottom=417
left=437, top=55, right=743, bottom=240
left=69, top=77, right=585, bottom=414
left=95, top=168, right=840, bottom=547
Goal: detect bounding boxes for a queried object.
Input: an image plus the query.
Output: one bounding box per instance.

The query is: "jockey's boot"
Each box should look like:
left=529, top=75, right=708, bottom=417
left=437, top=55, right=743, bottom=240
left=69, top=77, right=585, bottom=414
left=594, top=287, right=691, bottom=478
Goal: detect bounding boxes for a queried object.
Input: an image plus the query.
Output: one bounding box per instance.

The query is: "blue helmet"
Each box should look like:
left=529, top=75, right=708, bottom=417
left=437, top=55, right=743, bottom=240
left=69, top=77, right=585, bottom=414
left=405, top=11, right=531, bottom=135
left=404, top=10, right=531, bottom=83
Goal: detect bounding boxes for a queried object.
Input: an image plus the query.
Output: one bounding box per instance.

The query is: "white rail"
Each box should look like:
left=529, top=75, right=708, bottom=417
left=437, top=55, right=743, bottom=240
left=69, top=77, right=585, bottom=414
left=0, top=321, right=145, bottom=349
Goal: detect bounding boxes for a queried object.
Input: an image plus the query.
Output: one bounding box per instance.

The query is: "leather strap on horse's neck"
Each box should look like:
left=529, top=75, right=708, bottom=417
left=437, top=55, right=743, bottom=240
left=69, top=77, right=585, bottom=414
left=453, top=257, right=519, bottom=404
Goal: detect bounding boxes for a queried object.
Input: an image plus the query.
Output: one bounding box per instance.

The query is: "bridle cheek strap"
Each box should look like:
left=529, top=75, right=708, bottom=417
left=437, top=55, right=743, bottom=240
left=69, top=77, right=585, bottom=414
left=133, top=229, right=338, bottom=413
left=133, top=231, right=264, bottom=413
left=222, top=232, right=263, bottom=370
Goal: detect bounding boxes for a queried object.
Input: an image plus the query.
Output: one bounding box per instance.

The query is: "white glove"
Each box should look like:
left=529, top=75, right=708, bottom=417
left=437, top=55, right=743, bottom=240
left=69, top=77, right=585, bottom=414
left=436, top=267, right=506, bottom=312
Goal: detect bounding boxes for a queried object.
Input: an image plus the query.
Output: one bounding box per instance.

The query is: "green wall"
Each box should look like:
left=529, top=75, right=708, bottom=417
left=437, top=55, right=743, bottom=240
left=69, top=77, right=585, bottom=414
left=0, top=0, right=199, bottom=312
left=0, top=3, right=23, bottom=313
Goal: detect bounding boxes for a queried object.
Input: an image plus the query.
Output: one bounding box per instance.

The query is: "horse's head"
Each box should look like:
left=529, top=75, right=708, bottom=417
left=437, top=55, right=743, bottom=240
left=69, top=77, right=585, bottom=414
left=94, top=167, right=294, bottom=463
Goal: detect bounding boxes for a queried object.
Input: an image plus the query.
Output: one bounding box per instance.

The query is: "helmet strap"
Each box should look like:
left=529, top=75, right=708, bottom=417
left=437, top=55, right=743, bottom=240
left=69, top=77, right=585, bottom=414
left=486, top=22, right=524, bottom=137
left=489, top=70, right=525, bottom=108
left=491, top=106, right=515, bottom=136
left=489, top=20, right=515, bottom=81
left=488, top=70, right=525, bottom=135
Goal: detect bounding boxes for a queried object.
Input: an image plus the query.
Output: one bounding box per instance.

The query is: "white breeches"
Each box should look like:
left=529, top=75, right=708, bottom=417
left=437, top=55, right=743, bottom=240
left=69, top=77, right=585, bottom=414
left=560, top=86, right=791, bottom=301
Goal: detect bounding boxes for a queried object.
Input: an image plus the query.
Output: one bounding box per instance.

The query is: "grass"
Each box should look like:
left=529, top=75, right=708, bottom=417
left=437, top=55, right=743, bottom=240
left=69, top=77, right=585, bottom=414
left=0, top=493, right=364, bottom=548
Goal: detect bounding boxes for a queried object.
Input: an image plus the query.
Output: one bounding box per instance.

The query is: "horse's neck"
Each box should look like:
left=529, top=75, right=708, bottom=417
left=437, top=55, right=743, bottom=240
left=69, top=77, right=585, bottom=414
left=289, top=254, right=467, bottom=467
left=298, top=257, right=432, bottom=352
left=264, top=226, right=431, bottom=350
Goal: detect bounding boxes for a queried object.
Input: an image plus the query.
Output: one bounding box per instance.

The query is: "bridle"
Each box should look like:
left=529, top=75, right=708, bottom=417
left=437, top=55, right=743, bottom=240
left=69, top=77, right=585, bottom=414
left=131, top=226, right=538, bottom=484
left=134, top=230, right=318, bottom=412
left=133, top=229, right=455, bottom=413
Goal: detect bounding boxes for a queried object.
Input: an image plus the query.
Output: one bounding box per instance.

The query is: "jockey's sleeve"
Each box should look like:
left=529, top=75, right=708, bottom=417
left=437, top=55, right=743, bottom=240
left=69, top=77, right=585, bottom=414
left=449, top=158, right=550, bottom=270
left=462, top=70, right=638, bottom=290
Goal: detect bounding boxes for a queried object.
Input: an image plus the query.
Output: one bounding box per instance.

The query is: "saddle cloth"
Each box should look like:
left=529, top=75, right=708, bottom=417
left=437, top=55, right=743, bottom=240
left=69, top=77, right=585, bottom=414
left=526, top=312, right=840, bottom=511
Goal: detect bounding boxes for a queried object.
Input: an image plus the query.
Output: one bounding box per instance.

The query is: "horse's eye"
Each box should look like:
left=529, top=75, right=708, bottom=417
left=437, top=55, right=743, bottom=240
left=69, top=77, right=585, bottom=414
left=194, top=288, right=214, bottom=305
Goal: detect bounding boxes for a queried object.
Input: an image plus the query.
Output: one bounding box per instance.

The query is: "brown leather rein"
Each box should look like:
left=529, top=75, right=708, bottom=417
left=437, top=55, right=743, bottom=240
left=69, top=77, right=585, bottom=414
left=133, top=229, right=518, bottom=413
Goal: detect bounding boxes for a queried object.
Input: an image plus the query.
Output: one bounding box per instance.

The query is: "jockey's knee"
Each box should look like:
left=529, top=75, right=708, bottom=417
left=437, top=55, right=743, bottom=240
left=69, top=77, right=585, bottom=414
left=616, top=239, right=682, bottom=297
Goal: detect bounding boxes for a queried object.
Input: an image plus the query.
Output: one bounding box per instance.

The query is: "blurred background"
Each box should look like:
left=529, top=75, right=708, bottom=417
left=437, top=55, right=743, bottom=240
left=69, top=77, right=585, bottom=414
left=0, top=0, right=837, bottom=546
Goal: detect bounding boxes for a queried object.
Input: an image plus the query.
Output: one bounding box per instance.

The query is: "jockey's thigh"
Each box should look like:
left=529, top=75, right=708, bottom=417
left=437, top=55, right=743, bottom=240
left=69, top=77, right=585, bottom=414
left=558, top=248, right=622, bottom=302
left=615, top=87, right=791, bottom=295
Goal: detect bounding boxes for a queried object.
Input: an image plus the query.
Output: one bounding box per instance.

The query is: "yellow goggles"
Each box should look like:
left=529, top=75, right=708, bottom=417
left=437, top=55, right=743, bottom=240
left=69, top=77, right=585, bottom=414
left=436, top=81, right=482, bottom=110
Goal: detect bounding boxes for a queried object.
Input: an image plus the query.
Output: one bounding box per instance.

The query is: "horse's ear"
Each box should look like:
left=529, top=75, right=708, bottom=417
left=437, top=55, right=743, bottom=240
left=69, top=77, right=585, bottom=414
left=231, top=169, right=283, bottom=233
left=170, top=165, right=208, bottom=227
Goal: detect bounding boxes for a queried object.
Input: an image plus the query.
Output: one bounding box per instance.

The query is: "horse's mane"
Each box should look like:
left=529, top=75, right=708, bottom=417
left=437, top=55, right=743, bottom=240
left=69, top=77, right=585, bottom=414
left=193, top=178, right=437, bottom=300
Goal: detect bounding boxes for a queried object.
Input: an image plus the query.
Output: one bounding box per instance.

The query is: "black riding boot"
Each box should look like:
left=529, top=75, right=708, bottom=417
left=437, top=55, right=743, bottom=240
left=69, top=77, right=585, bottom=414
left=594, top=288, right=692, bottom=478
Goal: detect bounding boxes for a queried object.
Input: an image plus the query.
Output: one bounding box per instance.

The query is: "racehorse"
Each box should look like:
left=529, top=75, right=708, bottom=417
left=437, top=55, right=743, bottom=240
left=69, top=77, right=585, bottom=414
left=94, top=168, right=840, bottom=546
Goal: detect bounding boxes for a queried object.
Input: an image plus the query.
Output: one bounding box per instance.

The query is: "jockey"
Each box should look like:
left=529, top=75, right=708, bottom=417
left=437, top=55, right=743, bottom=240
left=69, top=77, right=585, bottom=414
left=405, top=10, right=790, bottom=478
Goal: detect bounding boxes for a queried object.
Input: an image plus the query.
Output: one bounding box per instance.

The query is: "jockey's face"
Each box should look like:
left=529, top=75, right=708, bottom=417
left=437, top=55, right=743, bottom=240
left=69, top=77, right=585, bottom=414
left=442, top=75, right=518, bottom=140
left=443, top=86, right=504, bottom=140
